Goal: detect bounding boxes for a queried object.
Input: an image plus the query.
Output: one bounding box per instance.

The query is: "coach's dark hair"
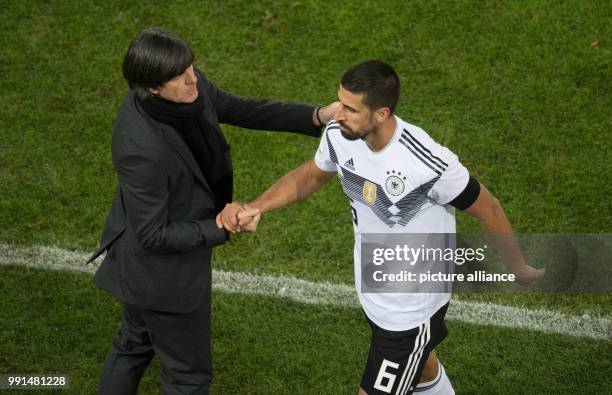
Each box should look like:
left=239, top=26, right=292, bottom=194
left=340, top=60, right=400, bottom=113
left=122, top=28, right=195, bottom=99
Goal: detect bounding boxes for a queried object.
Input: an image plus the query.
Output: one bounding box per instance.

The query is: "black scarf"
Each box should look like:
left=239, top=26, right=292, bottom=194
left=139, top=94, right=233, bottom=214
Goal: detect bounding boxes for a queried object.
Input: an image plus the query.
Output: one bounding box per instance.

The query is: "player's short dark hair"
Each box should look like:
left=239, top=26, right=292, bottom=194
left=340, top=60, right=400, bottom=113
left=122, top=28, right=195, bottom=99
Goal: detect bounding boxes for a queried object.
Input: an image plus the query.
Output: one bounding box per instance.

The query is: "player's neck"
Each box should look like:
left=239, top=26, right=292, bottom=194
left=365, top=115, right=397, bottom=152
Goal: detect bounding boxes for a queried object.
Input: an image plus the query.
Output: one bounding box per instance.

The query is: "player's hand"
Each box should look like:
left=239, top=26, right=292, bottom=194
left=316, top=101, right=341, bottom=127
left=513, top=264, right=546, bottom=286
left=216, top=202, right=252, bottom=233
left=237, top=205, right=261, bottom=232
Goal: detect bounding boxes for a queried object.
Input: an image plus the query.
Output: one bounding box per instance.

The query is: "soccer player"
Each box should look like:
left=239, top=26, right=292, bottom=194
left=218, top=60, right=543, bottom=394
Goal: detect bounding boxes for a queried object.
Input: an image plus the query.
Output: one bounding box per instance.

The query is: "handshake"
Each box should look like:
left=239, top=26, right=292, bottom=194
left=215, top=202, right=261, bottom=233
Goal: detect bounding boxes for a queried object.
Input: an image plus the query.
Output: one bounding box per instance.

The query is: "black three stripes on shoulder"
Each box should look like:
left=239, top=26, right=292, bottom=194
left=325, top=120, right=340, bottom=132
left=325, top=122, right=340, bottom=164
left=399, top=129, right=448, bottom=175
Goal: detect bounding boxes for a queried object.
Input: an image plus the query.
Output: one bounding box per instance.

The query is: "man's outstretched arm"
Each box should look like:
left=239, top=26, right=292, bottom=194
left=250, top=159, right=336, bottom=213
left=462, top=183, right=545, bottom=285
left=217, top=159, right=336, bottom=232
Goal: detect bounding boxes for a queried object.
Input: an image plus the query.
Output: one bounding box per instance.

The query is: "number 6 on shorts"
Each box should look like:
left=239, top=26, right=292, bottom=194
left=373, top=359, right=400, bottom=393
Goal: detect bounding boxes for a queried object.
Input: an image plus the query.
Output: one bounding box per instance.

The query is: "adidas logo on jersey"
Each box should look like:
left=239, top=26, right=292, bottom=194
left=343, top=158, right=355, bottom=171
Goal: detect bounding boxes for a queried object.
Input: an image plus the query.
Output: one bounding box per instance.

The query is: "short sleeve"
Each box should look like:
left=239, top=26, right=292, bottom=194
left=426, top=146, right=470, bottom=205
left=314, top=127, right=337, bottom=172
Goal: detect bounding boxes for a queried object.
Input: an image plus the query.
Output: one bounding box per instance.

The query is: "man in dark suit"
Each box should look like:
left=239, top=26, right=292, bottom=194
left=87, top=28, right=337, bottom=394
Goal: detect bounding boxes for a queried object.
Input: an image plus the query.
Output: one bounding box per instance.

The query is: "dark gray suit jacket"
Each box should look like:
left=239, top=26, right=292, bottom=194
left=88, top=70, right=319, bottom=313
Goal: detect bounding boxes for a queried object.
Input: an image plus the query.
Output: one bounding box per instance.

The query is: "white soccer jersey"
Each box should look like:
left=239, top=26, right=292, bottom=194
left=314, top=116, right=470, bottom=330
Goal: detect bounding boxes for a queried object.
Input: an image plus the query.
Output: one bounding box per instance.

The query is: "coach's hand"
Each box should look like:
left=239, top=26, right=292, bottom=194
left=216, top=203, right=260, bottom=233
left=314, top=101, right=341, bottom=127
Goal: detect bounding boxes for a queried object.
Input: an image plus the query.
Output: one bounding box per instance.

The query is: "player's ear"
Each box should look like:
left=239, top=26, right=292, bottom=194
left=374, top=107, right=391, bottom=123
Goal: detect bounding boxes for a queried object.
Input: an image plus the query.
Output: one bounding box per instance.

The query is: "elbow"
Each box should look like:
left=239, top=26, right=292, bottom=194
left=489, top=195, right=502, bottom=217
left=476, top=184, right=503, bottom=218
left=466, top=186, right=504, bottom=222
left=480, top=195, right=508, bottom=226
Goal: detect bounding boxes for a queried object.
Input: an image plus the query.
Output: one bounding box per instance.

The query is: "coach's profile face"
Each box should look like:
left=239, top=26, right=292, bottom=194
left=147, top=64, right=199, bottom=104
left=335, top=85, right=379, bottom=141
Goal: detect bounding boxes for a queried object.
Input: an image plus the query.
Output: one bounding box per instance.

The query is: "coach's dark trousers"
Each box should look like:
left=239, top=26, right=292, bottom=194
left=98, top=298, right=212, bottom=395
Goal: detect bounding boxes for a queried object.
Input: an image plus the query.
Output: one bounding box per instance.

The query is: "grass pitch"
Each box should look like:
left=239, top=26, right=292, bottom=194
left=0, top=0, right=610, bottom=393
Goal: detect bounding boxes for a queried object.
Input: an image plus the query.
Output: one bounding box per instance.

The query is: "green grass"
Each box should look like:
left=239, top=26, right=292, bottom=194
left=0, top=0, right=610, bottom=393
left=1, top=265, right=610, bottom=394
left=0, top=0, right=610, bottom=281
left=1, top=0, right=610, bottom=246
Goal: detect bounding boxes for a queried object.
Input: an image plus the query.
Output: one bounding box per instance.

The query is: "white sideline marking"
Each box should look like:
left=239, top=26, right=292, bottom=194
left=0, top=242, right=609, bottom=340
